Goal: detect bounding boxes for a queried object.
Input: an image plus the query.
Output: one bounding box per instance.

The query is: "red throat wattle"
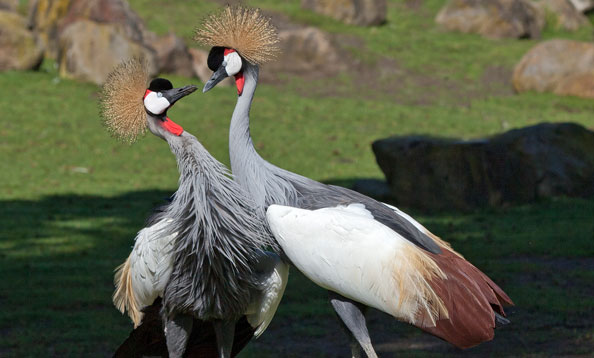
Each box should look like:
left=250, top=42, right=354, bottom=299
left=234, top=72, right=245, bottom=96
left=161, top=117, right=183, bottom=136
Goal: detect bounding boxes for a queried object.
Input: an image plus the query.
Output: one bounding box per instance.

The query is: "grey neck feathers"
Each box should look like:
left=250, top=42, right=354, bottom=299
left=229, top=63, right=303, bottom=210
left=152, top=131, right=276, bottom=320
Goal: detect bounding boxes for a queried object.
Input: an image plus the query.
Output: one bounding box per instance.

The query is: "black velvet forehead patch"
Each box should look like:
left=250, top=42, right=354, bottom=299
left=149, top=78, right=173, bottom=91
left=207, top=47, right=225, bottom=71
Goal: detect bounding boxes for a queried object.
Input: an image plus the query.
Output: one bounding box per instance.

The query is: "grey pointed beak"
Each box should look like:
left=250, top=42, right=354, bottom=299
left=203, top=65, right=229, bottom=93
left=162, top=85, right=198, bottom=106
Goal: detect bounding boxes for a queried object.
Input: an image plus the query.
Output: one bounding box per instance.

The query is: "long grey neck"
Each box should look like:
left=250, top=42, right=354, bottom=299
left=229, top=63, right=299, bottom=210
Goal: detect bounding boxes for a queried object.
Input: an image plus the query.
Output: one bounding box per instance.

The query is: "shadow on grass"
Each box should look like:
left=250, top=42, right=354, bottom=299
left=0, top=190, right=593, bottom=357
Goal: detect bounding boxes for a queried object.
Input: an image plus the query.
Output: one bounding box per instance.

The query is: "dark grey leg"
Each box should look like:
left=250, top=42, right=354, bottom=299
left=213, top=319, right=236, bottom=358
left=164, top=314, right=193, bottom=358
left=329, top=291, right=378, bottom=358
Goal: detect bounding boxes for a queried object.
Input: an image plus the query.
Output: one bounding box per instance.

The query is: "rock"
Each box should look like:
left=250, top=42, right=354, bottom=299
left=188, top=47, right=233, bottom=86
left=0, top=0, right=17, bottom=11
left=513, top=39, right=594, bottom=99
left=435, top=0, right=545, bottom=39
left=28, top=0, right=151, bottom=59
left=532, top=0, right=589, bottom=31
left=301, top=0, right=386, bottom=26
left=264, top=27, right=348, bottom=78
left=58, top=0, right=149, bottom=44
left=27, top=0, right=72, bottom=58
left=352, top=179, right=394, bottom=202
left=372, top=122, right=594, bottom=210
left=568, top=0, right=594, bottom=12
left=150, top=33, right=194, bottom=77
left=57, top=20, right=157, bottom=84
left=0, top=10, right=44, bottom=71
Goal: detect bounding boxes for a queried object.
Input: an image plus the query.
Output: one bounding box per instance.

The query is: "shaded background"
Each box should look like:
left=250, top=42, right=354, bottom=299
left=1, top=0, right=593, bottom=356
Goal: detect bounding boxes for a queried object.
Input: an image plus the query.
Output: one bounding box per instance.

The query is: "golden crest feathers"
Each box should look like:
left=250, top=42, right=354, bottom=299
left=194, top=6, right=280, bottom=65
left=99, top=59, right=149, bottom=143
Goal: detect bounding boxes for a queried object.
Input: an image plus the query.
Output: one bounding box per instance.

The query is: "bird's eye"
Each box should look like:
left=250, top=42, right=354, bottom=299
left=157, top=92, right=163, bottom=98
left=222, top=60, right=228, bottom=67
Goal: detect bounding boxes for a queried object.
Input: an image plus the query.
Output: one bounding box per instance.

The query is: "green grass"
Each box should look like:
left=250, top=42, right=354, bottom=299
left=2, top=0, right=594, bottom=356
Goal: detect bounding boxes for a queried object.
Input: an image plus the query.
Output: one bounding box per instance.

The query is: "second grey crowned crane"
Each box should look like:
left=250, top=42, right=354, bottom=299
left=100, top=59, right=288, bottom=358
left=198, top=6, right=513, bottom=358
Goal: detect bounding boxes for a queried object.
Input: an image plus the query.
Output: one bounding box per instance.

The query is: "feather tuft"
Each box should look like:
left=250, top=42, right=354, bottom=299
left=113, top=257, right=143, bottom=327
left=99, top=59, right=149, bottom=143
left=195, top=6, right=280, bottom=65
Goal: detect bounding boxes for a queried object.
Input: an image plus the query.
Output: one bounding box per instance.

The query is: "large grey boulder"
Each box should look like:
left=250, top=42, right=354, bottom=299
left=372, top=122, right=594, bottom=210
left=57, top=20, right=157, bottom=84
left=301, top=0, right=386, bottom=26
left=513, top=39, right=594, bottom=99
left=0, top=10, right=44, bottom=71
left=436, top=0, right=545, bottom=39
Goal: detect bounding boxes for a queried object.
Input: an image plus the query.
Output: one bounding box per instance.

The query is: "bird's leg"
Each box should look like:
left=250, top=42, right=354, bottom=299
left=329, top=292, right=378, bottom=358
left=213, top=318, right=236, bottom=358
left=164, top=313, right=193, bottom=358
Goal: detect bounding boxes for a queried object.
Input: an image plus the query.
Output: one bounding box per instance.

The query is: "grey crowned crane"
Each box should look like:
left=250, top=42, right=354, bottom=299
left=99, top=59, right=288, bottom=358
left=197, top=6, right=513, bottom=358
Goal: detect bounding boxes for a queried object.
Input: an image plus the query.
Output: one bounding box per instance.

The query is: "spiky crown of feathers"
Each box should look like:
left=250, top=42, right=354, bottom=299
left=194, top=6, right=280, bottom=65
left=99, top=59, right=149, bottom=143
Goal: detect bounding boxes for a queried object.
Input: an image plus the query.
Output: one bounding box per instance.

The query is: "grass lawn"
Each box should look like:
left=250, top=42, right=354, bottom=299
left=1, top=0, right=594, bottom=357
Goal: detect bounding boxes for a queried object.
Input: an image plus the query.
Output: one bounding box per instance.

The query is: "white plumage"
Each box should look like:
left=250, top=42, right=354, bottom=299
left=246, top=252, right=289, bottom=337
left=266, top=204, right=447, bottom=327
left=128, top=219, right=177, bottom=310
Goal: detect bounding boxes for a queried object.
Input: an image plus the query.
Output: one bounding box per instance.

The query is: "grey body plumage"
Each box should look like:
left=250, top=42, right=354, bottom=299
left=149, top=131, right=276, bottom=321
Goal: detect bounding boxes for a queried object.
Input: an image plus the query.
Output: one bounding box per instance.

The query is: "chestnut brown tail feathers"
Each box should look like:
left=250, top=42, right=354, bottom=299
left=420, top=247, right=513, bottom=349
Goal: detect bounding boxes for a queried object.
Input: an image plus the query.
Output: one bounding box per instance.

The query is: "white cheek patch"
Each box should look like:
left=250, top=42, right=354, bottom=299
left=144, top=91, right=170, bottom=115
left=224, top=52, right=242, bottom=76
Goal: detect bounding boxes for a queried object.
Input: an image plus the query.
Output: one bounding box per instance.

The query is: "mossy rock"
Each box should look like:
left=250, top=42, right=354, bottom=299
left=0, top=10, right=44, bottom=71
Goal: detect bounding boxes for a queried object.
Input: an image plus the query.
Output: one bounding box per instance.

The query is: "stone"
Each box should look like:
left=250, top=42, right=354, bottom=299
left=57, top=20, right=157, bottom=85
left=568, top=0, right=594, bottom=12
left=188, top=47, right=233, bottom=86
left=372, top=122, right=594, bottom=210
left=301, top=0, right=386, bottom=26
left=532, top=0, right=589, bottom=31
left=0, top=0, right=17, bottom=11
left=27, top=0, right=72, bottom=58
left=28, top=0, right=151, bottom=59
left=352, top=179, right=394, bottom=202
left=435, top=0, right=545, bottom=39
left=151, top=33, right=194, bottom=77
left=0, top=10, right=44, bottom=71
left=264, top=26, right=348, bottom=78
left=58, top=0, right=149, bottom=44
left=513, top=39, right=594, bottom=99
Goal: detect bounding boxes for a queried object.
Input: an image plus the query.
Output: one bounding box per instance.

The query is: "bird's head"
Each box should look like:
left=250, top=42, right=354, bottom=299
left=99, top=59, right=197, bottom=143
left=143, top=78, right=197, bottom=139
left=195, top=6, right=280, bottom=96
left=203, top=47, right=245, bottom=95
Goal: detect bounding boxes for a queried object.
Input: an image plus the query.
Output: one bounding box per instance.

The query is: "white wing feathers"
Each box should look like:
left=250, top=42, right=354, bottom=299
left=246, top=251, right=289, bottom=337
left=114, top=218, right=177, bottom=325
left=266, top=204, right=447, bottom=326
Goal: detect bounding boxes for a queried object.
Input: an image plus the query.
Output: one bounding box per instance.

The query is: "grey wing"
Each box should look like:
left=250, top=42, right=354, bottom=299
left=293, top=181, right=442, bottom=254
left=246, top=251, right=289, bottom=338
